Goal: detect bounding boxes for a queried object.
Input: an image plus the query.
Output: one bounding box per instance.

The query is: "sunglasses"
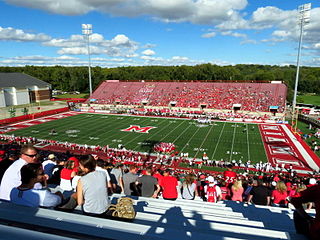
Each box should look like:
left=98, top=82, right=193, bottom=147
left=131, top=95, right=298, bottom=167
left=23, top=153, right=38, bottom=158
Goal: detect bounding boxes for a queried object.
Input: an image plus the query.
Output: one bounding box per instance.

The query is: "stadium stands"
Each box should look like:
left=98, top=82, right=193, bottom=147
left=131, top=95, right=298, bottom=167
left=89, top=82, right=287, bottom=113
left=0, top=194, right=309, bottom=240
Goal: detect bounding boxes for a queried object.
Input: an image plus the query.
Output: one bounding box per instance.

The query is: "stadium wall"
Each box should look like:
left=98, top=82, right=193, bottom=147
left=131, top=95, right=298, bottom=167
left=0, top=107, right=69, bottom=126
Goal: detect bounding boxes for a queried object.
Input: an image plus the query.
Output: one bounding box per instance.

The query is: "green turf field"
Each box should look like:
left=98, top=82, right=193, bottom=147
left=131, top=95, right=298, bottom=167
left=10, top=113, right=268, bottom=163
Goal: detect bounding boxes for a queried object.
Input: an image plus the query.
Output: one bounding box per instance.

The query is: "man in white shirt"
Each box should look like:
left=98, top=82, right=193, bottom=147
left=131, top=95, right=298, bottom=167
left=0, top=145, right=39, bottom=201
left=96, top=159, right=112, bottom=192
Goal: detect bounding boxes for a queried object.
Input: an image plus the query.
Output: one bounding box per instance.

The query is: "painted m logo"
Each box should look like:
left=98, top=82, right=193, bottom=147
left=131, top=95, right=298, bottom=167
left=121, top=125, right=157, bottom=133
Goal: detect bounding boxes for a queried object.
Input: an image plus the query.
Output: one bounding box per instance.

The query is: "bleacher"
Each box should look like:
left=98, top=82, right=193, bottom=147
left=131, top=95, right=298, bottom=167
left=0, top=194, right=309, bottom=240
left=89, top=81, right=287, bottom=113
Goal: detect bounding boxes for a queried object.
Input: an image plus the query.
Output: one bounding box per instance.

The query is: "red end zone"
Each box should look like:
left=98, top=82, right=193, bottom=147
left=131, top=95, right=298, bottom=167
left=259, top=124, right=320, bottom=172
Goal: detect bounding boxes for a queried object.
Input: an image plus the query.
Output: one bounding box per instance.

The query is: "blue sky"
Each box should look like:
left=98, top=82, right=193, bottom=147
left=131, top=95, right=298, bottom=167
left=0, top=0, right=319, bottom=67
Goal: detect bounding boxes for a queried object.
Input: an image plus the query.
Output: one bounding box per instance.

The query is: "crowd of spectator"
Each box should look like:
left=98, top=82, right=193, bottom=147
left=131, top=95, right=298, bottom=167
left=0, top=141, right=319, bottom=239
left=88, top=82, right=286, bottom=113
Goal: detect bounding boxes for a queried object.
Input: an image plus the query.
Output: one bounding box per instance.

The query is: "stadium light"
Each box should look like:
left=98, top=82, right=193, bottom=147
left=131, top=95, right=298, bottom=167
left=82, top=24, right=93, bottom=96
left=292, top=3, right=311, bottom=131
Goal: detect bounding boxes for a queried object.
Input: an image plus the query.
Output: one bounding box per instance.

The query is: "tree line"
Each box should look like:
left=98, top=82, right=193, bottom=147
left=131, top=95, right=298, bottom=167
left=1, top=64, right=319, bottom=102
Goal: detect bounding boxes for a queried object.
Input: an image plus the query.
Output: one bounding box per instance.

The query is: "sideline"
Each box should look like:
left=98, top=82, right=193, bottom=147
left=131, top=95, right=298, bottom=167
left=281, top=124, right=319, bottom=171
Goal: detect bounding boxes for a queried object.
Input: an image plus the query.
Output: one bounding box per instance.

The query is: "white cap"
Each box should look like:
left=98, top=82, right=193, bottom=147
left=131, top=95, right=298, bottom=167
left=207, top=176, right=215, bottom=182
left=48, top=154, right=55, bottom=160
left=271, top=181, right=277, bottom=187
left=309, top=178, right=316, bottom=185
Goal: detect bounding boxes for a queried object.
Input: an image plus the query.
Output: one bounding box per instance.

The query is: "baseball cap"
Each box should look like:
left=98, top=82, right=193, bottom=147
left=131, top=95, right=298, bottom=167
left=309, top=178, right=317, bottom=185
left=48, top=154, right=55, bottom=160
left=207, top=176, right=215, bottom=182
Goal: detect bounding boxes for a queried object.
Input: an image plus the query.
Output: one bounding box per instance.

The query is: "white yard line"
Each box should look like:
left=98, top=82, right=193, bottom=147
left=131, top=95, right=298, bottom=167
left=179, top=127, right=201, bottom=153
left=172, top=123, right=193, bottom=143
left=281, top=125, right=319, bottom=171
left=210, top=122, right=226, bottom=160
left=158, top=120, right=186, bottom=141
left=229, top=123, right=237, bottom=161
left=194, top=124, right=214, bottom=157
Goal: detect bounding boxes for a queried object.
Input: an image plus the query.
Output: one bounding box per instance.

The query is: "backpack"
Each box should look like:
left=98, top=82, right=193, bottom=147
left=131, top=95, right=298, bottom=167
left=206, top=185, right=217, bottom=203
left=108, top=197, right=136, bottom=220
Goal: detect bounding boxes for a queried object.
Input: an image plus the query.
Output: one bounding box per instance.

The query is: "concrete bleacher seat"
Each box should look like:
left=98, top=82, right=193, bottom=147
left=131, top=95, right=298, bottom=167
left=0, top=194, right=308, bottom=240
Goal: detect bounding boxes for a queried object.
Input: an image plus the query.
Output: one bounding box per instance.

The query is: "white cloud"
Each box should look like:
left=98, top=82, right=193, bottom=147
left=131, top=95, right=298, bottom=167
left=221, top=31, right=246, bottom=38
left=0, top=26, right=51, bottom=42
left=5, top=0, right=248, bottom=25
left=142, top=43, right=157, bottom=48
left=272, top=30, right=291, bottom=38
left=201, top=32, right=216, bottom=38
left=57, top=46, right=101, bottom=55
left=142, top=49, right=155, bottom=56
left=251, top=7, right=296, bottom=29
left=110, top=34, right=130, bottom=45
left=172, top=56, right=188, bottom=61
left=4, top=0, right=94, bottom=15
left=42, top=32, right=140, bottom=57
left=240, top=39, right=257, bottom=45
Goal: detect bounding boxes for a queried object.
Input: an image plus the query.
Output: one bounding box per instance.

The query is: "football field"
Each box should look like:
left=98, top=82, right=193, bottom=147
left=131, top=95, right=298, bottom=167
left=10, top=113, right=268, bottom=163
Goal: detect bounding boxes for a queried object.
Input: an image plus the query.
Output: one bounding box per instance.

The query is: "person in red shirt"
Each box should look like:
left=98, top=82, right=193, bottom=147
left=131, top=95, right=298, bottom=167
left=152, top=169, right=163, bottom=185
left=291, top=184, right=320, bottom=240
left=223, top=165, right=237, bottom=186
left=160, top=169, right=178, bottom=200
left=60, top=160, right=76, bottom=191
left=271, top=181, right=288, bottom=207
left=220, top=181, right=231, bottom=200
left=68, top=156, right=79, bottom=172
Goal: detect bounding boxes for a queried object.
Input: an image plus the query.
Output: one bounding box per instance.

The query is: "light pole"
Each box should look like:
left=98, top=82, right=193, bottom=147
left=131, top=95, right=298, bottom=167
left=82, top=24, right=93, bottom=96
left=292, top=3, right=311, bottom=132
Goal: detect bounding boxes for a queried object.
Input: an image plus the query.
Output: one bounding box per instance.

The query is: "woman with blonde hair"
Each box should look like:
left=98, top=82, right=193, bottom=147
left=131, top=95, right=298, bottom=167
left=231, top=180, right=244, bottom=202
left=181, top=174, right=198, bottom=200
left=271, top=181, right=288, bottom=207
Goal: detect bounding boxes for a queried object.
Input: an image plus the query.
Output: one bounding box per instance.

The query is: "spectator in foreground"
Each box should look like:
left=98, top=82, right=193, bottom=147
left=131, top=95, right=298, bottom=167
left=231, top=180, right=244, bottom=202
left=77, top=155, right=110, bottom=216
left=0, top=145, right=39, bottom=201
left=223, top=164, right=237, bottom=187
left=181, top=174, right=198, bottom=200
left=204, top=176, right=222, bottom=203
left=42, top=154, right=57, bottom=178
left=291, top=184, right=320, bottom=240
left=110, top=163, right=124, bottom=193
left=59, top=159, right=76, bottom=191
left=96, top=159, right=113, bottom=194
left=160, top=169, right=178, bottom=201
left=137, top=167, right=160, bottom=198
left=10, top=163, right=63, bottom=208
left=271, top=181, right=288, bottom=207
left=247, top=180, right=271, bottom=206
left=123, top=165, right=139, bottom=196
